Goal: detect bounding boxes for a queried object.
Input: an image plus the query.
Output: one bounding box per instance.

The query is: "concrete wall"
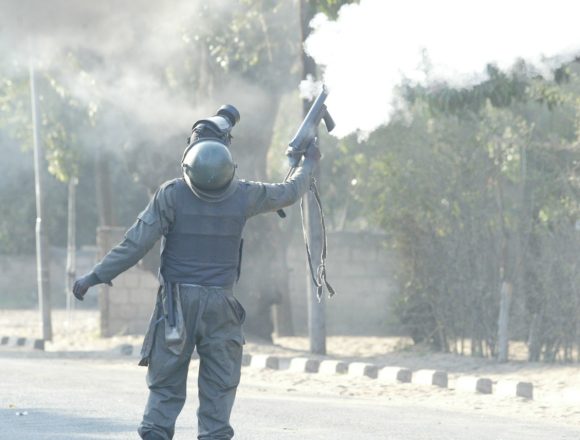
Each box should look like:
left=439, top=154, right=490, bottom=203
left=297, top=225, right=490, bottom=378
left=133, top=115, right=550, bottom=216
left=95, top=228, right=399, bottom=338
left=0, top=247, right=96, bottom=308
left=0, top=230, right=398, bottom=337
left=287, top=230, right=398, bottom=336
left=96, top=227, right=158, bottom=337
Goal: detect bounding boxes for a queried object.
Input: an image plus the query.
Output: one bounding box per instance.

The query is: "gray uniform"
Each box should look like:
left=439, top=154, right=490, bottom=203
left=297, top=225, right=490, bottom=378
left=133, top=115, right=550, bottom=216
left=91, top=159, right=315, bottom=440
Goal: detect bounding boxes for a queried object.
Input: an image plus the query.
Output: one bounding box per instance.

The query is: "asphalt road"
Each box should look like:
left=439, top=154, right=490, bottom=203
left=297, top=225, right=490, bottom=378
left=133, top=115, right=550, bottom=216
left=1, top=353, right=578, bottom=440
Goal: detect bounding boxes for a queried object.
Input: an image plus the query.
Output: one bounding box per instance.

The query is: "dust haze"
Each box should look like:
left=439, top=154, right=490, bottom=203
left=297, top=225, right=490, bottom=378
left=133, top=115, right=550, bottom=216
left=0, top=0, right=265, bottom=147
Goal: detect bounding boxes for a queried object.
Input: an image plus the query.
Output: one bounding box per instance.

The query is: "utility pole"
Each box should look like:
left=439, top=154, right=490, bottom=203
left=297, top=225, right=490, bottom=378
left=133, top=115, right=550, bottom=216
left=29, top=63, right=52, bottom=341
left=300, top=0, right=326, bottom=355
left=65, top=177, right=78, bottom=322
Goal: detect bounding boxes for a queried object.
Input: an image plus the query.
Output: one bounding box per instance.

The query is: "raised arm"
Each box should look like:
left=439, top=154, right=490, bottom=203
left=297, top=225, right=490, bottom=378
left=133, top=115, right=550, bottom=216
left=245, top=149, right=320, bottom=217
left=73, top=180, right=177, bottom=300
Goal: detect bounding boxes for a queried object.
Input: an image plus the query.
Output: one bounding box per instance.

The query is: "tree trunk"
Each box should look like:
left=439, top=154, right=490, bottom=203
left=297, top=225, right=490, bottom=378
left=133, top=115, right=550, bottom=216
left=94, top=146, right=116, bottom=227
left=234, top=93, right=287, bottom=342
left=494, top=140, right=512, bottom=363
left=497, top=281, right=512, bottom=362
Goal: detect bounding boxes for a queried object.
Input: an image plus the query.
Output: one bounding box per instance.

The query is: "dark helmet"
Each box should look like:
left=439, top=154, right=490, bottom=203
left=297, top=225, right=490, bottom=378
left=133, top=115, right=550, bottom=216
left=182, top=139, right=236, bottom=192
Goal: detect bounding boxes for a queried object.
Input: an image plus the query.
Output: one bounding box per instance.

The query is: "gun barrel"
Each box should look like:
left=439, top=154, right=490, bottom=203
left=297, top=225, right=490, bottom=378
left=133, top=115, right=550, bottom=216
left=289, top=87, right=331, bottom=152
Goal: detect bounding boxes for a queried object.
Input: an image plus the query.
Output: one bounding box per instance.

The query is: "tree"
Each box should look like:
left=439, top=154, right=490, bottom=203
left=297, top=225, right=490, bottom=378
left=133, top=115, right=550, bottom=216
left=341, top=61, right=580, bottom=362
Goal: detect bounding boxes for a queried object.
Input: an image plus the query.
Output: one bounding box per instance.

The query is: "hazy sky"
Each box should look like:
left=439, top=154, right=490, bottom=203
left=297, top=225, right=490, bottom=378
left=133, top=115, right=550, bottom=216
left=306, top=0, right=580, bottom=137
left=2, top=1, right=579, bottom=140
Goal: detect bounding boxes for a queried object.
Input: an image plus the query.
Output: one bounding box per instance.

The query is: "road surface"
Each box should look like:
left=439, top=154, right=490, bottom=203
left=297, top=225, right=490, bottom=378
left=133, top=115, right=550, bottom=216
left=1, top=352, right=578, bottom=439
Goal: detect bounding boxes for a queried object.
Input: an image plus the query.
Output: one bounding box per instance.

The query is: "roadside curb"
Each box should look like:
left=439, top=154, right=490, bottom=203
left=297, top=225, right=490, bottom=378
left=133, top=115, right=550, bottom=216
left=348, top=362, right=379, bottom=379
left=288, top=357, right=320, bottom=373
left=378, top=366, right=412, bottom=383
left=496, top=379, right=534, bottom=399
left=70, top=343, right=536, bottom=400
left=456, top=376, right=493, bottom=394
left=412, top=369, right=448, bottom=388
left=0, top=336, right=44, bottom=350
left=319, top=359, right=348, bottom=374
left=237, top=352, right=535, bottom=400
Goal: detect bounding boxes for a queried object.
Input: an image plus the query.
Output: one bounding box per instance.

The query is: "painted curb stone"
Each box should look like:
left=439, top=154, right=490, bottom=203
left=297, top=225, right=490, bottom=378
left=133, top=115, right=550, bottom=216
left=249, top=354, right=280, bottom=370
left=496, top=380, right=533, bottom=399
left=318, top=360, right=349, bottom=374
left=289, top=357, right=320, bottom=373
left=456, top=376, right=493, bottom=394
left=412, top=369, right=448, bottom=388
left=378, top=366, right=412, bottom=383
left=348, top=362, right=379, bottom=379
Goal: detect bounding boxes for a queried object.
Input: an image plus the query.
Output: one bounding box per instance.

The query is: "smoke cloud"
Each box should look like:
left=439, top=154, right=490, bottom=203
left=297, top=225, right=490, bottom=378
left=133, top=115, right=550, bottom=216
left=305, top=0, right=580, bottom=138
left=0, top=0, right=248, bottom=147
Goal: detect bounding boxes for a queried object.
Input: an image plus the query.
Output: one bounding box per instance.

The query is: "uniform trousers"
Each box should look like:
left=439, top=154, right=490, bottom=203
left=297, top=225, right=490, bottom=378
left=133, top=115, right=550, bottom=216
left=138, top=284, right=245, bottom=440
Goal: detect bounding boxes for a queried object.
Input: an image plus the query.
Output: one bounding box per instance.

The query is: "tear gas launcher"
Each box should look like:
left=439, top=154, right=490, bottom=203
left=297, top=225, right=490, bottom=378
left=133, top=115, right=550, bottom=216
left=277, top=85, right=335, bottom=217
left=285, top=85, right=335, bottom=167
left=278, top=85, right=336, bottom=300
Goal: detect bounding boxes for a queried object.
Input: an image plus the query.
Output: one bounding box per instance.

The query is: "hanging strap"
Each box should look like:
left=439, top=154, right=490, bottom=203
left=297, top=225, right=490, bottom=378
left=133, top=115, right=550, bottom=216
left=236, top=239, right=244, bottom=282
left=300, top=177, right=336, bottom=301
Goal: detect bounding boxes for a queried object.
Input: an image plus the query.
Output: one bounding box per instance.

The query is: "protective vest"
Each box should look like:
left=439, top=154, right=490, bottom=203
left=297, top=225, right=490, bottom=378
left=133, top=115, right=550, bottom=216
left=161, top=178, right=247, bottom=287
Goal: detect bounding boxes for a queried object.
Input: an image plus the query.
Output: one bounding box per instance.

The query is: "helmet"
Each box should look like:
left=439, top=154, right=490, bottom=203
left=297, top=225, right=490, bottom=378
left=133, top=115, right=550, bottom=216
left=182, top=139, right=236, bottom=192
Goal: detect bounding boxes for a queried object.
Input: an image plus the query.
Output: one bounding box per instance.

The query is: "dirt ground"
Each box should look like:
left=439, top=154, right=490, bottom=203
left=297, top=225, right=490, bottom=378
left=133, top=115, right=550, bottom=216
left=2, top=309, right=580, bottom=427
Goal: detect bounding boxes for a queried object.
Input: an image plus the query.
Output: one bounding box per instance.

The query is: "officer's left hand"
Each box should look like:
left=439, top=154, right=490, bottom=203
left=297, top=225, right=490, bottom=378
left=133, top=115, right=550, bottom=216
left=73, top=272, right=101, bottom=301
left=304, top=137, right=321, bottom=161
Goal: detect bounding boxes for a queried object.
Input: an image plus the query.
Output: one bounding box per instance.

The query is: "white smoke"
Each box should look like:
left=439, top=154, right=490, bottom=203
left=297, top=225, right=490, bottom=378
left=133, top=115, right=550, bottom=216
left=0, top=0, right=236, bottom=145
left=305, top=0, right=580, bottom=138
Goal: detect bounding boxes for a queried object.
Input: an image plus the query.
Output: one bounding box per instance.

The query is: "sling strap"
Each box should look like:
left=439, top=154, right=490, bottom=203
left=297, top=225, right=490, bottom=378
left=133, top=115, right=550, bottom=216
left=300, top=177, right=336, bottom=301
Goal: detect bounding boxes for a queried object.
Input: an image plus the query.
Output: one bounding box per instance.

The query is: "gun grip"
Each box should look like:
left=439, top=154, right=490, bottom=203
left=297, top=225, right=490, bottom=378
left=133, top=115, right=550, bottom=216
left=277, top=209, right=286, bottom=218
left=323, top=109, right=335, bottom=132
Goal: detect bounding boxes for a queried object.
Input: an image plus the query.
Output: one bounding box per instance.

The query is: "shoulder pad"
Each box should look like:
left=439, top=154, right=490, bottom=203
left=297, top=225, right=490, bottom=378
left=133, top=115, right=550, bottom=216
left=238, top=179, right=257, bottom=189
left=159, top=178, right=182, bottom=190
left=156, top=179, right=185, bottom=199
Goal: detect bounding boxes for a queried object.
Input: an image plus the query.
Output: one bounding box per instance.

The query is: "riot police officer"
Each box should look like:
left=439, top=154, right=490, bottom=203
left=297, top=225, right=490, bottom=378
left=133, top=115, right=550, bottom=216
left=73, top=105, right=320, bottom=440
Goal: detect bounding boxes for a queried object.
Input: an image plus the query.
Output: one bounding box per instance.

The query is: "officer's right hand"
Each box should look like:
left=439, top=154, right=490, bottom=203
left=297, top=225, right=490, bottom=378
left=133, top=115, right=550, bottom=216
left=73, top=272, right=101, bottom=301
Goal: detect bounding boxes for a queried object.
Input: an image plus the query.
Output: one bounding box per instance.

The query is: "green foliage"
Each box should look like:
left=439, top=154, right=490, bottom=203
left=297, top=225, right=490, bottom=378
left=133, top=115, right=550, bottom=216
left=180, top=1, right=359, bottom=91
left=0, top=173, right=36, bottom=254
left=0, top=132, right=73, bottom=254
left=179, top=1, right=301, bottom=93
left=404, top=64, right=529, bottom=115
left=0, top=76, right=32, bottom=148
left=312, top=0, right=359, bottom=19
left=0, top=69, right=90, bottom=182
left=341, top=62, right=580, bottom=360
left=40, top=72, right=91, bottom=182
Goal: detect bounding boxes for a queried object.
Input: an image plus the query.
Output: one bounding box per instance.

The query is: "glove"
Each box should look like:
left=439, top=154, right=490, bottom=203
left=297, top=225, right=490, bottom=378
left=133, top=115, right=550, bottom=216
left=72, top=272, right=102, bottom=301
left=304, top=138, right=321, bottom=161
left=286, top=137, right=321, bottom=167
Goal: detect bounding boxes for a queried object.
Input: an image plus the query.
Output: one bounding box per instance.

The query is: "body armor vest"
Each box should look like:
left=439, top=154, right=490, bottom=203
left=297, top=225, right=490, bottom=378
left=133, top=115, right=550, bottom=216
left=161, top=179, right=247, bottom=287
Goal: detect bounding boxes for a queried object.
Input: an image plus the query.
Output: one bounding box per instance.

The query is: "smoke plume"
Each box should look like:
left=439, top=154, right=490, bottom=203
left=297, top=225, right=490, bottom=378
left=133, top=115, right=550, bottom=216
left=0, top=0, right=250, bottom=147
left=305, top=0, right=580, bottom=138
